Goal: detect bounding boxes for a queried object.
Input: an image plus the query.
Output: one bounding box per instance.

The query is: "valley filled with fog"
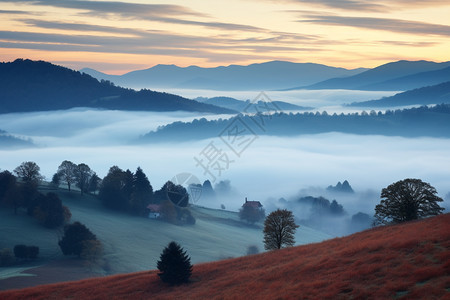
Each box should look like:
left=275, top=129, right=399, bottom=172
left=1, top=89, right=449, bottom=219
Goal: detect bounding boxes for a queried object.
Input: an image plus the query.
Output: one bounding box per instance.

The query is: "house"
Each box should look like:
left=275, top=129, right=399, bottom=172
left=147, top=204, right=161, bottom=219
left=242, top=197, right=262, bottom=209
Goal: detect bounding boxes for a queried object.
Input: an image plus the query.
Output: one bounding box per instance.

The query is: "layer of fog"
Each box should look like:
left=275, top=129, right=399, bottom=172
left=0, top=108, right=229, bottom=147
left=159, top=88, right=399, bottom=110
left=1, top=108, right=449, bottom=236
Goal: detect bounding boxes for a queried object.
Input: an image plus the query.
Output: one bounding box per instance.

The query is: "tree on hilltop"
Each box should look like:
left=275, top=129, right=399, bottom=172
left=374, top=178, right=444, bottom=225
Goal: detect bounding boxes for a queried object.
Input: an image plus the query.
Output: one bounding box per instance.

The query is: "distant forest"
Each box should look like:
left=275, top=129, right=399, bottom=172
left=141, top=104, right=450, bottom=141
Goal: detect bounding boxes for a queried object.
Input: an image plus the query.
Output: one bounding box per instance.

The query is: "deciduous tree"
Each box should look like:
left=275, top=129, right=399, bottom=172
left=57, top=160, right=77, bottom=191
left=14, top=161, right=44, bottom=184
left=263, top=209, right=299, bottom=250
left=374, top=178, right=444, bottom=225
left=75, top=163, right=92, bottom=195
left=59, top=222, right=97, bottom=257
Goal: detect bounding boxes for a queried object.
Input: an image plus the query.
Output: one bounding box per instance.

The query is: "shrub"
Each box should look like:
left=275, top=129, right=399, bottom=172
left=14, top=245, right=39, bottom=260
left=0, top=248, right=15, bottom=266
left=246, top=245, right=259, bottom=255
left=59, top=222, right=98, bottom=257
left=157, top=241, right=193, bottom=285
left=13, top=245, right=28, bottom=259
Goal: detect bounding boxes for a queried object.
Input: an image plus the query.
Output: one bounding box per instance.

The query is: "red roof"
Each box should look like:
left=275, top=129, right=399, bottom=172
left=147, top=204, right=161, bottom=212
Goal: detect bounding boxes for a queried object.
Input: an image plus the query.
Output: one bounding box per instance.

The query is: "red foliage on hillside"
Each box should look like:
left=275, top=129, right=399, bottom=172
left=1, top=214, right=449, bottom=299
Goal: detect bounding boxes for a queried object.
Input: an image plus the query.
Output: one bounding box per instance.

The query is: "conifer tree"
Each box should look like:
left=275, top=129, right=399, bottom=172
left=157, top=241, right=192, bottom=285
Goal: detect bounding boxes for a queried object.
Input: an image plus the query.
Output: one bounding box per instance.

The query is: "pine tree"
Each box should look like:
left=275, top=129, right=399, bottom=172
left=157, top=241, right=192, bottom=285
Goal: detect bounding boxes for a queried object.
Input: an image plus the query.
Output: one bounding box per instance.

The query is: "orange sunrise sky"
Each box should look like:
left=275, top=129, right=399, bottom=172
left=1, top=0, right=449, bottom=74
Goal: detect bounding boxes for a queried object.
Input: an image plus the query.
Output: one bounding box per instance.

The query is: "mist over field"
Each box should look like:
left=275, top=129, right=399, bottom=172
left=1, top=104, right=449, bottom=217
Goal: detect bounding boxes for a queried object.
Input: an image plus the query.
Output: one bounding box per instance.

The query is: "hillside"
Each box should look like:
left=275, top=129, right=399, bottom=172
left=350, top=81, right=450, bottom=107
left=301, top=60, right=450, bottom=91
left=81, top=61, right=367, bottom=90
left=0, top=59, right=235, bottom=114
left=1, top=213, right=448, bottom=299
left=361, top=66, right=450, bottom=91
left=0, top=188, right=329, bottom=289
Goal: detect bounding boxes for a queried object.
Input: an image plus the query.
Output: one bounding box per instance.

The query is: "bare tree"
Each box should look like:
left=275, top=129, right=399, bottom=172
left=263, top=209, right=299, bottom=250
left=374, top=178, right=444, bottom=225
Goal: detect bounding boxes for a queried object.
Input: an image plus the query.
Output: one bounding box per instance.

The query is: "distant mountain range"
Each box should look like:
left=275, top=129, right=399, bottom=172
left=82, top=59, right=450, bottom=92
left=298, top=60, right=450, bottom=91
left=0, top=59, right=235, bottom=114
left=350, top=81, right=450, bottom=107
left=80, top=61, right=367, bottom=90
left=194, top=96, right=312, bottom=112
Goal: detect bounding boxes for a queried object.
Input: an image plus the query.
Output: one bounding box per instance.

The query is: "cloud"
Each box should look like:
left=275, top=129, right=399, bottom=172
left=12, top=0, right=204, bottom=18
left=9, top=0, right=266, bottom=33
left=299, top=15, right=450, bottom=37
left=283, top=0, right=450, bottom=12
left=288, top=0, right=387, bottom=12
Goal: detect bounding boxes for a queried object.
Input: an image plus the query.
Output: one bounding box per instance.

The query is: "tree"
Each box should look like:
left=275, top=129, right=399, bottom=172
left=0, top=170, right=20, bottom=214
left=58, top=222, right=97, bottom=256
left=157, top=241, right=192, bottom=285
left=14, top=161, right=44, bottom=184
left=263, top=209, right=299, bottom=250
left=88, top=172, right=101, bottom=194
left=129, top=167, right=153, bottom=215
left=99, top=166, right=128, bottom=211
left=57, top=160, right=77, bottom=191
left=32, top=192, right=66, bottom=228
left=374, top=178, right=444, bottom=225
left=51, top=173, right=60, bottom=188
left=75, top=163, right=92, bottom=195
left=239, top=204, right=265, bottom=224
left=164, top=181, right=189, bottom=207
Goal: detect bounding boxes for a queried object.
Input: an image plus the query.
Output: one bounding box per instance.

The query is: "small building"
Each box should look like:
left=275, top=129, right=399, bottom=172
left=147, top=204, right=161, bottom=219
left=242, top=197, right=262, bottom=209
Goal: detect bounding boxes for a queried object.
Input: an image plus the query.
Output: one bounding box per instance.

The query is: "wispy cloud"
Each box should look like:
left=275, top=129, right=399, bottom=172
left=9, top=0, right=266, bottom=33
left=299, top=15, right=450, bottom=36
left=283, top=0, right=450, bottom=12
left=288, top=0, right=387, bottom=12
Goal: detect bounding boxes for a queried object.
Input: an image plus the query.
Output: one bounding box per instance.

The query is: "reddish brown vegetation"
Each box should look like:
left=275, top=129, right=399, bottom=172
left=1, top=214, right=449, bottom=299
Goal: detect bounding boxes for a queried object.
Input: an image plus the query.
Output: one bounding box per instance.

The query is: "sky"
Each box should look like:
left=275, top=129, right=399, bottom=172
left=1, top=0, right=450, bottom=74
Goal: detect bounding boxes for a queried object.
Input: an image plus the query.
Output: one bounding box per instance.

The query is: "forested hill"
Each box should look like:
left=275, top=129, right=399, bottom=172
left=0, top=59, right=235, bottom=114
left=350, top=81, right=450, bottom=107
left=141, top=104, right=450, bottom=142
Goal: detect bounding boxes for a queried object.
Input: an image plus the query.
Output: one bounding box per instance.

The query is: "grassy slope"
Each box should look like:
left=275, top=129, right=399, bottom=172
left=0, top=188, right=329, bottom=277
left=1, top=214, right=449, bottom=299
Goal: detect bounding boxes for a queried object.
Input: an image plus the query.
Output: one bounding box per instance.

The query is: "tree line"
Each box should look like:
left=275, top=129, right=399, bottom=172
left=142, top=103, right=450, bottom=142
